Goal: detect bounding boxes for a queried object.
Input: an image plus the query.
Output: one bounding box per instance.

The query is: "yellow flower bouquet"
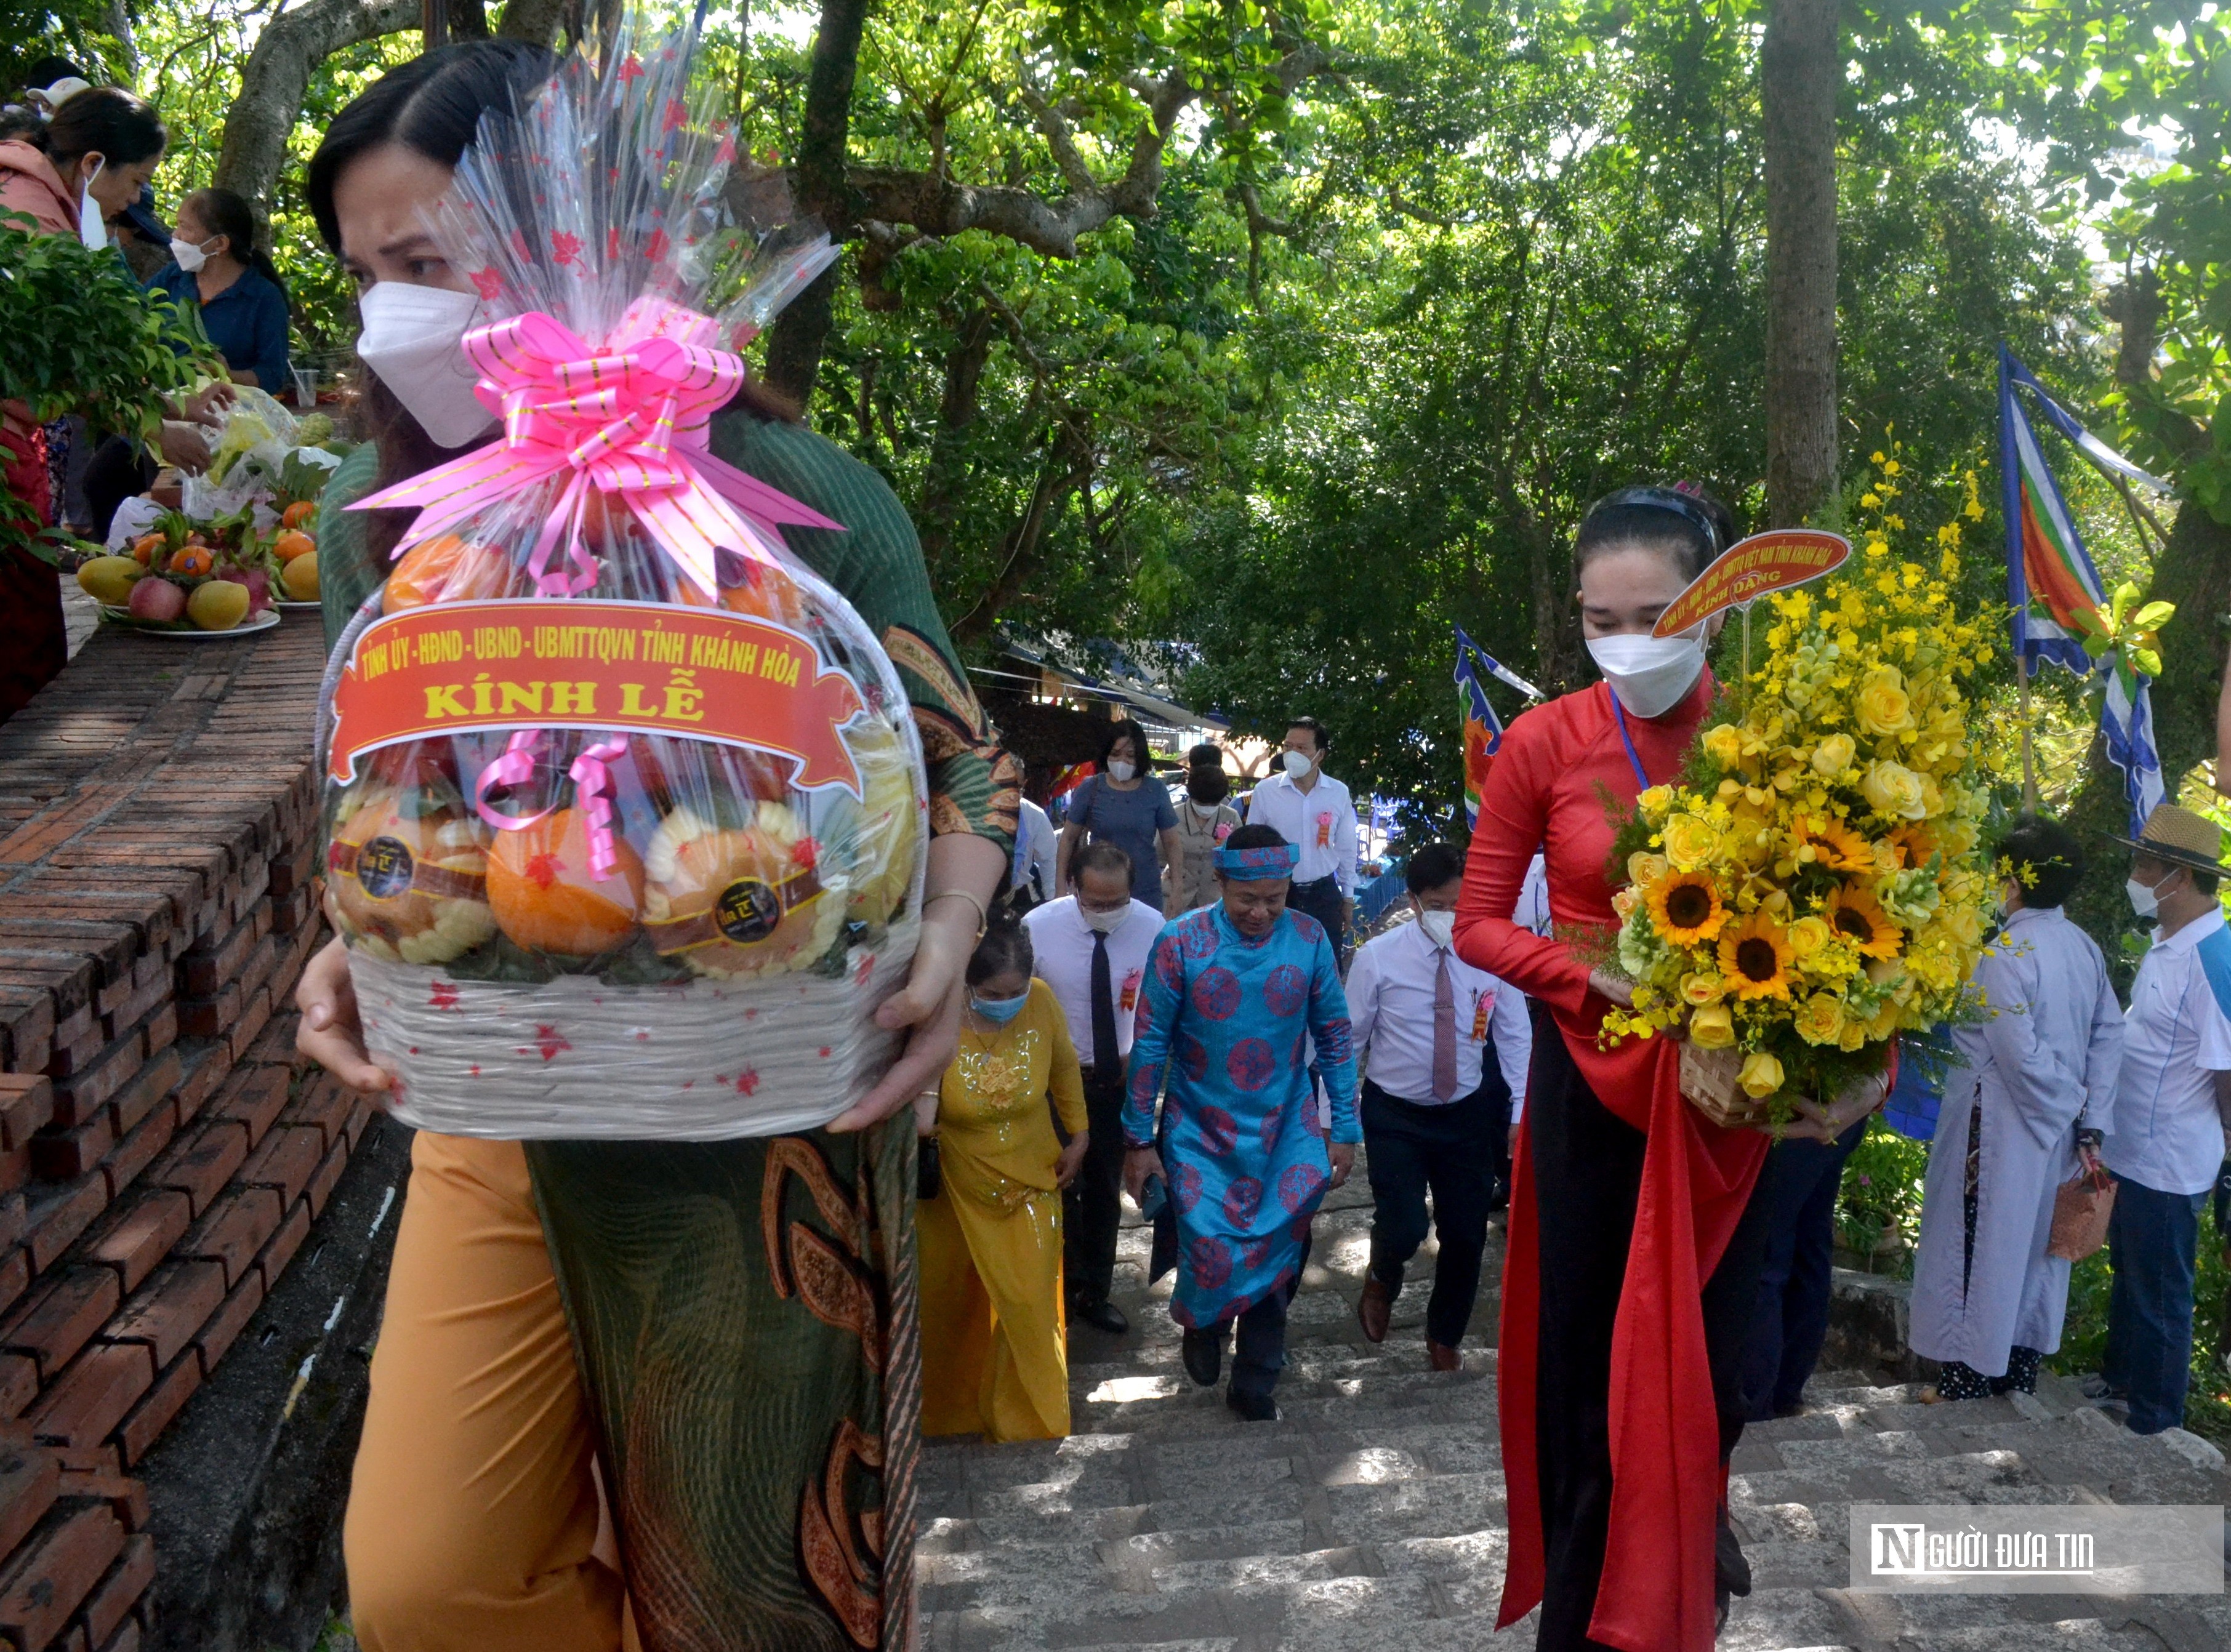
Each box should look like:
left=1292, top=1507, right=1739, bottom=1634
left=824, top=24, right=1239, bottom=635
left=1602, top=460, right=2002, bottom=1122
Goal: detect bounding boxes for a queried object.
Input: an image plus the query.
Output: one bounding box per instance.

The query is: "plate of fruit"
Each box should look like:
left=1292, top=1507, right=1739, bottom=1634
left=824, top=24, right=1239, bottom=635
left=77, top=509, right=291, bottom=635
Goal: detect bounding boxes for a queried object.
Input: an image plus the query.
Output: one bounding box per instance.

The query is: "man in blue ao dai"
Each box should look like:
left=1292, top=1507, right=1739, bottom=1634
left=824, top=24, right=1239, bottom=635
left=1122, top=823, right=1359, bottom=1421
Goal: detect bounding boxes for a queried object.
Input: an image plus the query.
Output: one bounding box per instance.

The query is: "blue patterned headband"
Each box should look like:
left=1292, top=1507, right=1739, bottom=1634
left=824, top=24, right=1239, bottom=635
left=1215, top=843, right=1298, bottom=879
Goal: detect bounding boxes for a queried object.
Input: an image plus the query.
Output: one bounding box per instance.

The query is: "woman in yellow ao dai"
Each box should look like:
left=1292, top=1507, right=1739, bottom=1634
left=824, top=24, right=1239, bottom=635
left=920, top=913, right=1089, bottom=1440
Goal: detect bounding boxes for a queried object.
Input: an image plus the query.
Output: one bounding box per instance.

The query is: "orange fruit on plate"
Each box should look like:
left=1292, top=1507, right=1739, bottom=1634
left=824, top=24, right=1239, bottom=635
left=486, top=808, right=646, bottom=957
left=170, top=546, right=215, bottom=577
left=273, top=529, right=316, bottom=563
left=281, top=501, right=317, bottom=530
left=131, top=534, right=162, bottom=566
left=385, top=534, right=515, bottom=609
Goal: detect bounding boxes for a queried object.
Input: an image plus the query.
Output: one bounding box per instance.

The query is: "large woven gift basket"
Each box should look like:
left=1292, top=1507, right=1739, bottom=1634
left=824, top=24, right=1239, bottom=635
left=315, top=44, right=925, bottom=1139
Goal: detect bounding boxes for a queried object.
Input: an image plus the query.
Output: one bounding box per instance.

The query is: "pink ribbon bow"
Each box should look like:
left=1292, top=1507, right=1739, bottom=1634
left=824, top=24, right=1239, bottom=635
left=476, top=732, right=632, bottom=880
left=352, top=296, right=842, bottom=598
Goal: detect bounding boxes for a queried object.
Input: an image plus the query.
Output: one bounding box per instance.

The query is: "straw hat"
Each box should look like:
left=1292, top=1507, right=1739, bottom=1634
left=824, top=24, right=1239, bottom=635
left=2118, top=803, right=2225, bottom=875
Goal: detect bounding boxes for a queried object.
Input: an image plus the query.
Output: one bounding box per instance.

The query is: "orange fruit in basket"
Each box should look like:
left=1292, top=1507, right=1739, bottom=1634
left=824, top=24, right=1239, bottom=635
left=385, top=534, right=514, bottom=609
left=273, top=529, right=316, bottom=563
left=486, top=808, right=646, bottom=957
left=673, top=555, right=805, bottom=626
left=281, top=501, right=317, bottom=531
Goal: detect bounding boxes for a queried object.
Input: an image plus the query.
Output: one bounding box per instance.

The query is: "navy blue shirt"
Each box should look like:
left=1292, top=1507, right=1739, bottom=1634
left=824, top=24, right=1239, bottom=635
left=146, top=263, right=292, bottom=391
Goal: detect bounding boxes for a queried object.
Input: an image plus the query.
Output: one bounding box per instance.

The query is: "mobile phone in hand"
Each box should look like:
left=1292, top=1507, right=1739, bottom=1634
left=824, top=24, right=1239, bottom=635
left=1138, top=1172, right=1167, bottom=1220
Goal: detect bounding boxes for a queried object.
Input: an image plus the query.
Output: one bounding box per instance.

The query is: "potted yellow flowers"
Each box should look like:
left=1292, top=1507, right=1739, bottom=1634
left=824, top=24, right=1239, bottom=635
left=1602, top=463, right=2001, bottom=1125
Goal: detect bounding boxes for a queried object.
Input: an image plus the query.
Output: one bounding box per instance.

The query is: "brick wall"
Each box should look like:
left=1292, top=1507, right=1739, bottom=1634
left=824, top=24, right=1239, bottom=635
left=0, top=619, right=365, bottom=1652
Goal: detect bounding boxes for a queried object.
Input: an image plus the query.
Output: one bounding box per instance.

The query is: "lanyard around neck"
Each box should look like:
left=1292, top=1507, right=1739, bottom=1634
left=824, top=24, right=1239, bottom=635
left=1609, top=696, right=1652, bottom=793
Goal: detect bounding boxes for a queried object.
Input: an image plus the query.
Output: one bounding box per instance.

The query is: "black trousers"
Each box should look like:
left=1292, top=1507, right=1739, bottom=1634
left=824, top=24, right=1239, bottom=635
left=1529, top=1010, right=1772, bottom=1652
left=1288, top=875, right=1349, bottom=971
left=81, top=436, right=153, bottom=542
left=1063, top=1061, right=1129, bottom=1306
left=1362, top=1077, right=1503, bottom=1347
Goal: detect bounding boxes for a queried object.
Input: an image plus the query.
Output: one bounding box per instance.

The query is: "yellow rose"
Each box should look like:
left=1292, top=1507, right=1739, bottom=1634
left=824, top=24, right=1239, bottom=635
left=1702, top=724, right=1745, bottom=768
left=1855, top=668, right=1915, bottom=737
left=1794, top=992, right=1846, bottom=1046
left=1628, top=851, right=1671, bottom=888
left=1738, top=1050, right=1785, bottom=1099
left=1810, top=732, right=1856, bottom=776
left=1859, top=760, right=1928, bottom=820
left=1662, top=812, right=1722, bottom=871
left=1786, top=916, right=1833, bottom=959
left=1681, top=972, right=1727, bottom=1007
left=1612, top=886, right=1642, bottom=921
left=1688, top=1003, right=1735, bottom=1049
left=1636, top=785, right=1674, bottom=820
left=1838, top=1020, right=1870, bottom=1053
left=1867, top=997, right=1902, bottom=1039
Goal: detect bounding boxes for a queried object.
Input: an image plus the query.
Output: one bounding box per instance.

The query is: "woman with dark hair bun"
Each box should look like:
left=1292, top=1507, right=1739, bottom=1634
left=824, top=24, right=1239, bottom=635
left=1454, top=484, right=1849, bottom=1651
left=291, top=38, right=1021, bottom=1651
left=145, top=187, right=292, bottom=390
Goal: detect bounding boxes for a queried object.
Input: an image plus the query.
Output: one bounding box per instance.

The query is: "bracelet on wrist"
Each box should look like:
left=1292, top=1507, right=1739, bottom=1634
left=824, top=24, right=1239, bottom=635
left=924, top=888, right=988, bottom=938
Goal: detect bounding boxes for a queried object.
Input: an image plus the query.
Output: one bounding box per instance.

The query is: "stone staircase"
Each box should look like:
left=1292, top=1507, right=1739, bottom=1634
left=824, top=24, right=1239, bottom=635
left=917, top=1169, right=2231, bottom=1651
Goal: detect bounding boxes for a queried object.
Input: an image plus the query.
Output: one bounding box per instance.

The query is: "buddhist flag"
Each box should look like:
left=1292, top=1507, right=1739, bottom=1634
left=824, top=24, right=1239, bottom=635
left=1456, top=627, right=1537, bottom=830
left=1999, top=345, right=2169, bottom=832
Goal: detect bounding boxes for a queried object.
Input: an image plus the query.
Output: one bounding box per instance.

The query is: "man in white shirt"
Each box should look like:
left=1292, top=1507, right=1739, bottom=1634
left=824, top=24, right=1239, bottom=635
left=2098, top=804, right=2231, bottom=1435
left=1346, top=842, right=1532, bottom=1369
left=1023, top=840, right=1164, bottom=1334
left=1244, top=716, right=1359, bottom=969
left=1010, top=795, right=1058, bottom=908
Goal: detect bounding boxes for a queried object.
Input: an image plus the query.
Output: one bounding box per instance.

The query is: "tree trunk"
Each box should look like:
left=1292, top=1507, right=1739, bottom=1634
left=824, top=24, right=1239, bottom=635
left=1761, top=0, right=1839, bottom=527
left=214, top=0, right=419, bottom=215
left=760, top=0, right=870, bottom=405
left=496, top=0, right=571, bottom=44
left=912, top=308, right=996, bottom=577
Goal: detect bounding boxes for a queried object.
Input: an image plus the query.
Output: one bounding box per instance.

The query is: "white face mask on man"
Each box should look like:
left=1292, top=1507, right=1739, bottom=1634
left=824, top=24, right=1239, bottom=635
left=2128, top=872, right=2170, bottom=919
left=1415, top=908, right=1456, bottom=948
left=1282, top=748, right=1313, bottom=780
left=1080, top=902, right=1128, bottom=934
left=355, top=282, right=499, bottom=448
left=1585, top=627, right=1708, bottom=719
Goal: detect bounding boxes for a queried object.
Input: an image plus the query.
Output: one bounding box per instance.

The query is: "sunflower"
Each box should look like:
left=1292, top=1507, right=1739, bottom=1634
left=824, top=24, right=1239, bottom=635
left=1716, top=908, right=1796, bottom=1001
left=1883, top=823, right=1937, bottom=870
left=1647, top=870, right=1727, bottom=945
left=1792, top=812, right=1874, bottom=873
left=1824, top=883, right=1902, bottom=960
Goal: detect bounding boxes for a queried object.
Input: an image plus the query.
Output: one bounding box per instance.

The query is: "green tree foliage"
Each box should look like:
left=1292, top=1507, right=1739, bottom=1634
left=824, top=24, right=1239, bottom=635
left=1157, top=0, right=2100, bottom=833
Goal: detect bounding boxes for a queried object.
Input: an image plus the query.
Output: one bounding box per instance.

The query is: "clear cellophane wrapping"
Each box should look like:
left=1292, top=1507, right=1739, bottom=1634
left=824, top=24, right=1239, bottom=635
left=315, top=27, right=926, bottom=1139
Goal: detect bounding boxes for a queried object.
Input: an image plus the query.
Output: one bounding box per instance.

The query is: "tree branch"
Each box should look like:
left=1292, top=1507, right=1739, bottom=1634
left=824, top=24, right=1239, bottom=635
left=214, top=0, right=419, bottom=214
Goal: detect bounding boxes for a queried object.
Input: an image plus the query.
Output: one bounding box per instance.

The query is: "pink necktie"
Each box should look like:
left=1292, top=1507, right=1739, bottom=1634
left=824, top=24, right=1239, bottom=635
left=1432, top=948, right=1457, bottom=1103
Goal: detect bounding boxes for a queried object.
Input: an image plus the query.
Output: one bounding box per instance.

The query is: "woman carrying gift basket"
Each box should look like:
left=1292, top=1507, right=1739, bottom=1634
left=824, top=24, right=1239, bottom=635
left=294, top=34, right=1018, bottom=1652
left=1453, top=489, right=1890, bottom=1652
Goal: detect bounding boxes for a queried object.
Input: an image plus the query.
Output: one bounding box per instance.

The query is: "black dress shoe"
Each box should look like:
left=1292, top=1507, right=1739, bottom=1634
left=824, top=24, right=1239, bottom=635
left=1181, top=1326, right=1223, bottom=1387
left=1072, top=1297, right=1129, bottom=1335
left=1226, top=1385, right=1278, bottom=1422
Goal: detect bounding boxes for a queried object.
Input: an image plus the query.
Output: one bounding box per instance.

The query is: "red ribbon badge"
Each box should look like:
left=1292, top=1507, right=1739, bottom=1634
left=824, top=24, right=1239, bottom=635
left=327, top=599, right=867, bottom=795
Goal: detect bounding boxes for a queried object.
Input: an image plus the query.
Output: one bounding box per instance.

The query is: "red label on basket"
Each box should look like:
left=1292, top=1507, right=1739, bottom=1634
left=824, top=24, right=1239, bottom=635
left=326, top=599, right=866, bottom=795
left=1651, top=529, right=1851, bottom=637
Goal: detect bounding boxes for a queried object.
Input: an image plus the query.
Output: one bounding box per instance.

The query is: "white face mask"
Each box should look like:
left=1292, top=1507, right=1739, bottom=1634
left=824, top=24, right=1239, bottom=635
left=1080, top=902, right=1127, bottom=934
left=76, top=155, right=107, bottom=250
left=1416, top=909, right=1456, bottom=948
left=1586, top=628, right=1707, bottom=719
left=1282, top=749, right=1313, bottom=780
left=1106, top=760, right=1136, bottom=783
left=169, top=235, right=216, bottom=273
left=2128, top=874, right=2167, bottom=919
left=355, top=282, right=499, bottom=448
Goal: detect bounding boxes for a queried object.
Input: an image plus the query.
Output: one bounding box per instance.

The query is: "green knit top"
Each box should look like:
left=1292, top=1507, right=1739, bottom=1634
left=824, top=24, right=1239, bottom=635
left=315, top=415, right=1018, bottom=849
